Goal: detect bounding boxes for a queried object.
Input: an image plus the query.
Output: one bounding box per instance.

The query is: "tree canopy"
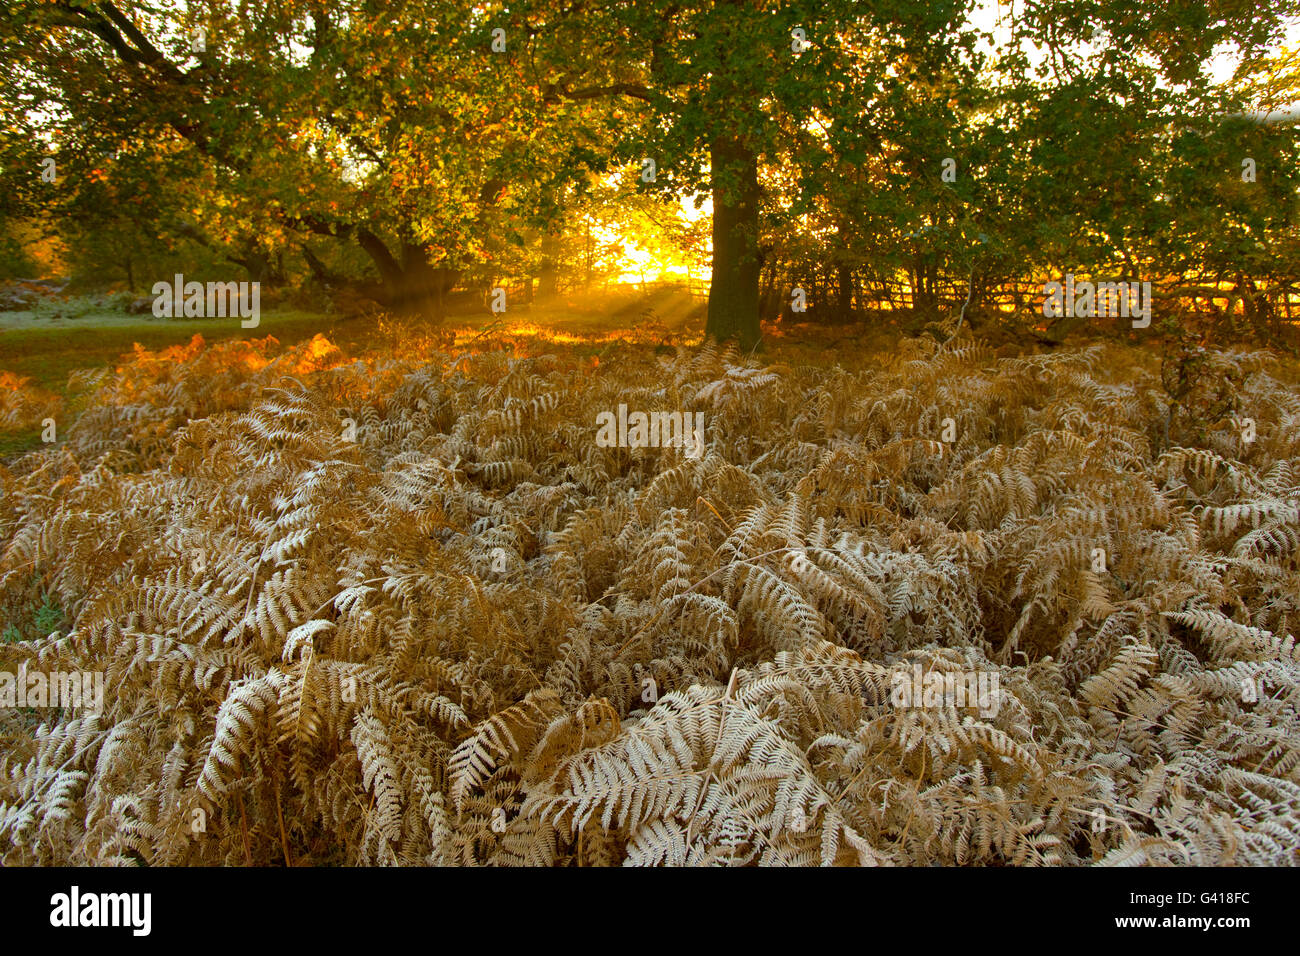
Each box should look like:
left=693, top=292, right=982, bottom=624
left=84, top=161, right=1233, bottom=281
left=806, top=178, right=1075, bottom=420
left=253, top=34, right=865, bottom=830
left=3, top=0, right=1299, bottom=345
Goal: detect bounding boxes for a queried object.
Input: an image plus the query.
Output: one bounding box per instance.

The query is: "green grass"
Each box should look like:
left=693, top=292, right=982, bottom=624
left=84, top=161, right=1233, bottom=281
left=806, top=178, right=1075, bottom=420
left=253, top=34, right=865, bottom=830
left=1, top=592, right=65, bottom=643
left=0, top=306, right=373, bottom=463
left=0, top=285, right=705, bottom=462
left=0, top=308, right=350, bottom=392
left=0, top=426, right=44, bottom=459
left=0, top=283, right=705, bottom=385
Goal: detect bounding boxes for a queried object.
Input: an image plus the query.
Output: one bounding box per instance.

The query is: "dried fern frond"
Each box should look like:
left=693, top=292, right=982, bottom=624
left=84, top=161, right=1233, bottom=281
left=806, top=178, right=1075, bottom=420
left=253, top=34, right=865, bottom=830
left=3, top=330, right=1299, bottom=865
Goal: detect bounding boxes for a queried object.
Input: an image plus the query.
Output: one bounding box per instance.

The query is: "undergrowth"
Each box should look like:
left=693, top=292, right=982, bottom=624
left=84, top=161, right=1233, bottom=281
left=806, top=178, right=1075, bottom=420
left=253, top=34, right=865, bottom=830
left=1, top=326, right=1298, bottom=865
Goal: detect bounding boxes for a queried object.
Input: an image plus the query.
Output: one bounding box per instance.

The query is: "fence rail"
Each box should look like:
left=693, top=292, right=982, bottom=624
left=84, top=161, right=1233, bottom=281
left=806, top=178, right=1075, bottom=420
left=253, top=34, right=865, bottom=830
left=772, top=273, right=1300, bottom=323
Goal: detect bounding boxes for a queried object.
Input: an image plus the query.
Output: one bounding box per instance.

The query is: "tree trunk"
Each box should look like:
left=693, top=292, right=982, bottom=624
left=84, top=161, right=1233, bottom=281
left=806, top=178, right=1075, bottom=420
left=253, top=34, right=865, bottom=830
left=538, top=232, right=560, bottom=297
left=911, top=256, right=939, bottom=323
left=1236, top=272, right=1275, bottom=338
left=704, top=133, right=761, bottom=349
left=400, top=242, right=459, bottom=315
left=356, top=231, right=459, bottom=316
left=301, top=244, right=343, bottom=284
left=837, top=264, right=854, bottom=320
left=759, top=252, right=780, bottom=319
left=583, top=221, right=593, bottom=291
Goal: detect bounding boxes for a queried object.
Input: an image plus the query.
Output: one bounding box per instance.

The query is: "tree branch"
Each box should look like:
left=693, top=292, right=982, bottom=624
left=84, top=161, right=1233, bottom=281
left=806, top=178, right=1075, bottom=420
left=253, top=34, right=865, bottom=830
left=543, top=81, right=658, bottom=105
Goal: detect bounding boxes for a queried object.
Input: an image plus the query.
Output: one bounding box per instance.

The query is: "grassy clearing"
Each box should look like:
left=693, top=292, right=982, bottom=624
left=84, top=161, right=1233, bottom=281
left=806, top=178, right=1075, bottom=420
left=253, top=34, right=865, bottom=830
left=0, top=285, right=704, bottom=390
left=0, top=307, right=379, bottom=460
left=0, top=309, right=357, bottom=391
left=0, top=286, right=705, bottom=460
left=0, top=426, right=43, bottom=459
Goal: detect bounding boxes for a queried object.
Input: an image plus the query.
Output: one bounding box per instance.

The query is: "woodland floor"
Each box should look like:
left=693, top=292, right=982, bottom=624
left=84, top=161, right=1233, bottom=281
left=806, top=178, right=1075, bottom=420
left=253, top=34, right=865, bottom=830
left=1, top=307, right=1299, bottom=865
left=0, top=286, right=703, bottom=458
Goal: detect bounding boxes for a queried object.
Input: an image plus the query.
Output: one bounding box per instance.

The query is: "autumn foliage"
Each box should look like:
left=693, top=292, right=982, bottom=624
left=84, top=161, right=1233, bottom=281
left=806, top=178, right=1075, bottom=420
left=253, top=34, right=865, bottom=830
left=2, top=326, right=1298, bottom=865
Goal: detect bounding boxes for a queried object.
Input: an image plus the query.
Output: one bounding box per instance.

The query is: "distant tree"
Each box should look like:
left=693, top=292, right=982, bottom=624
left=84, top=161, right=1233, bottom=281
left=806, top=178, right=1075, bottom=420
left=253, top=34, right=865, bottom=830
left=2, top=0, right=621, bottom=313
